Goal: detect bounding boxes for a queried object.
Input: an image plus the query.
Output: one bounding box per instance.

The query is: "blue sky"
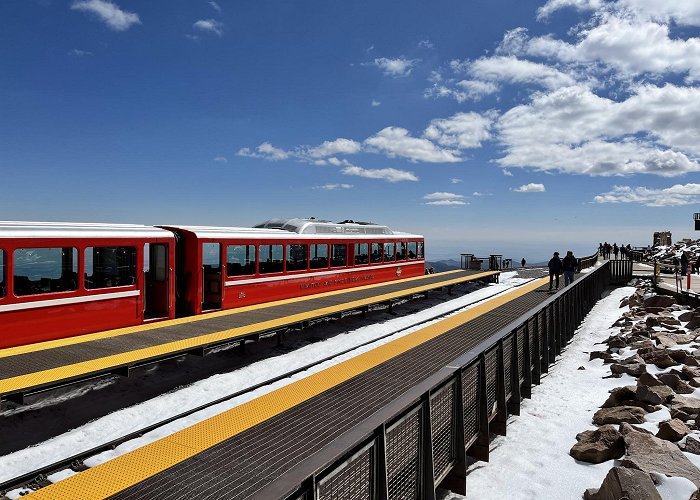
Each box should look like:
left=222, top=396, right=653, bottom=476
left=1, top=0, right=700, bottom=261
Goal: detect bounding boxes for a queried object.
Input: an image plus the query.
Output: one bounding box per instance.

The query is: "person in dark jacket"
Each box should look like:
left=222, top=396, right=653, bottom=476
left=548, top=251, right=562, bottom=291
left=562, top=250, right=577, bottom=287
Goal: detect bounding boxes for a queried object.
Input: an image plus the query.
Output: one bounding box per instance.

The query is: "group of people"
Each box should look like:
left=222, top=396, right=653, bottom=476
left=547, top=250, right=577, bottom=291
left=599, top=242, right=632, bottom=259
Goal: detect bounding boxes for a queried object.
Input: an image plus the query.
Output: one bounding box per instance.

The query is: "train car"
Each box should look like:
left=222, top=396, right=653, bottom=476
left=161, top=218, right=425, bottom=316
left=0, top=222, right=176, bottom=349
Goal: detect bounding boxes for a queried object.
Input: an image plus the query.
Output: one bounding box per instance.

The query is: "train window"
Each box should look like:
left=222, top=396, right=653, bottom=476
left=286, top=244, right=308, bottom=272
left=0, top=250, right=4, bottom=298
left=354, top=243, right=369, bottom=265
left=370, top=243, right=382, bottom=264
left=310, top=244, right=328, bottom=270
left=85, top=247, right=136, bottom=289
left=417, top=242, right=424, bottom=258
left=408, top=242, right=417, bottom=259
left=383, top=243, right=395, bottom=262
left=202, top=243, right=221, bottom=270
left=331, top=244, right=347, bottom=267
left=397, top=242, right=407, bottom=261
left=13, top=247, right=78, bottom=296
left=227, top=245, right=256, bottom=276
left=259, top=244, right=284, bottom=274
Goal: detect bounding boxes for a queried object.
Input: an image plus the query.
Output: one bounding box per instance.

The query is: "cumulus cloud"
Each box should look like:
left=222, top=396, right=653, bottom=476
left=304, top=138, right=362, bottom=158
left=313, top=183, right=354, bottom=190
left=450, top=178, right=463, bottom=184
left=369, top=57, right=419, bottom=77
left=426, top=79, right=499, bottom=103
left=423, top=192, right=467, bottom=205
left=496, top=84, right=700, bottom=176
left=237, top=143, right=291, bottom=160
left=364, top=127, right=462, bottom=163
left=70, top=49, right=93, bottom=56
left=423, top=112, right=495, bottom=150
left=419, top=39, right=435, bottom=49
left=513, top=183, right=546, bottom=192
left=213, top=156, right=227, bottom=163
left=341, top=165, right=418, bottom=182
left=502, top=169, right=514, bottom=176
left=594, top=184, right=700, bottom=206
left=371, top=100, right=381, bottom=107
left=468, top=56, right=578, bottom=89
left=537, top=0, right=603, bottom=20
left=194, top=19, right=224, bottom=36
left=538, top=0, right=700, bottom=26
left=71, top=0, right=140, bottom=31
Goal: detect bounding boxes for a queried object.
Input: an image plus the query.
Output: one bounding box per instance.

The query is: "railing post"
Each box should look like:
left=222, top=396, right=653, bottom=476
left=375, top=424, right=389, bottom=500
left=522, top=320, right=533, bottom=397
left=493, top=342, right=507, bottom=436
left=421, top=393, right=437, bottom=500
left=466, top=355, right=489, bottom=462
left=441, top=373, right=466, bottom=495
left=508, top=333, right=521, bottom=416
left=532, top=312, right=541, bottom=385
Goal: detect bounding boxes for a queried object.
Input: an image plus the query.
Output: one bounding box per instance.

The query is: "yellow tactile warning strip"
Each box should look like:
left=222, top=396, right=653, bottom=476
left=0, top=271, right=497, bottom=396
left=26, top=276, right=547, bottom=500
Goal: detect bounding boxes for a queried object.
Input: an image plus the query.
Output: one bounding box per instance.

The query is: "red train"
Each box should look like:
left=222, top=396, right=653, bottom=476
left=0, top=219, right=425, bottom=349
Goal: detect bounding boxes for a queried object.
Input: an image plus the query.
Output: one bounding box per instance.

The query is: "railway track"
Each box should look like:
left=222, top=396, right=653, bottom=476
left=0, top=274, right=542, bottom=498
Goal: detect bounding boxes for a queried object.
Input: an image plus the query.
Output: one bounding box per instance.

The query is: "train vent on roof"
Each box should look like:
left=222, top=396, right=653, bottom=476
left=254, top=218, right=394, bottom=235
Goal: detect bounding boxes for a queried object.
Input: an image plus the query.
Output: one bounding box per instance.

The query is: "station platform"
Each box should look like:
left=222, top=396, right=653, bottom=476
left=24, top=275, right=554, bottom=500
left=0, top=269, right=497, bottom=404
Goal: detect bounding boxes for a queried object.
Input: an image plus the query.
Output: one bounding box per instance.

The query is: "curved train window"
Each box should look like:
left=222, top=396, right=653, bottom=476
left=310, top=244, right=328, bottom=270
left=0, top=250, right=4, bottom=298
left=397, top=242, right=407, bottom=261
left=13, top=247, right=78, bottom=296
left=383, top=242, right=395, bottom=262
left=286, top=244, right=308, bottom=271
left=331, top=244, right=347, bottom=267
left=370, top=243, right=382, bottom=264
left=407, top=242, right=417, bottom=259
left=227, top=245, right=256, bottom=276
left=85, top=247, right=136, bottom=289
left=417, top=242, right=424, bottom=258
left=354, top=243, right=369, bottom=265
left=259, top=244, right=284, bottom=274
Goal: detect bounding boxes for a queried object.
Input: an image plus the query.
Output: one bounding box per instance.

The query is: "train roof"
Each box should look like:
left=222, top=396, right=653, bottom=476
left=0, top=221, right=174, bottom=240
left=254, top=218, right=398, bottom=235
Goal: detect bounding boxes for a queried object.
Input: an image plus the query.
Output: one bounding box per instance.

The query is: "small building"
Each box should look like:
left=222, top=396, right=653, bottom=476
left=653, top=231, right=672, bottom=247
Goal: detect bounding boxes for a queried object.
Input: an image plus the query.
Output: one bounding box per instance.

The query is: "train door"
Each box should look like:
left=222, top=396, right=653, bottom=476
left=202, top=242, right=222, bottom=311
left=144, top=243, right=170, bottom=320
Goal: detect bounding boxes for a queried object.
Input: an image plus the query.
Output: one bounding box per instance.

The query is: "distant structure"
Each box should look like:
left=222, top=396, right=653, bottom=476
left=653, top=231, right=672, bottom=246
left=695, top=213, right=700, bottom=230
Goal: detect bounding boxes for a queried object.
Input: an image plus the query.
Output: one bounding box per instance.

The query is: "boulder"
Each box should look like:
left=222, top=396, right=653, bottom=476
left=672, top=333, right=697, bottom=344
left=676, top=380, right=696, bottom=395
left=656, top=419, right=691, bottom=442
left=682, top=365, right=700, bottom=380
left=583, top=466, right=661, bottom=500
left=654, top=334, right=678, bottom=348
left=643, top=295, right=676, bottom=309
left=621, top=430, right=700, bottom=487
left=590, top=351, right=615, bottom=363
left=608, top=336, right=627, bottom=349
left=593, top=406, right=646, bottom=425
left=610, top=363, right=646, bottom=377
left=658, top=372, right=682, bottom=389
left=686, top=436, right=700, bottom=455
left=636, top=385, right=674, bottom=405
left=638, top=372, right=664, bottom=387
left=670, top=395, right=700, bottom=415
left=668, top=350, right=689, bottom=362
left=688, top=314, right=700, bottom=331
left=603, top=386, right=637, bottom=408
left=641, top=351, right=679, bottom=369
left=679, top=310, right=694, bottom=322
left=570, top=425, right=625, bottom=464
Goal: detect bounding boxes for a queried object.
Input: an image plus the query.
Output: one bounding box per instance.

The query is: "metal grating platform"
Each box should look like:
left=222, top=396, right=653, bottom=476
left=105, top=283, right=552, bottom=500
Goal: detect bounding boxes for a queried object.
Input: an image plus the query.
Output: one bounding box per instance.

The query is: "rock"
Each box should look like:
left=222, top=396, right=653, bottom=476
left=593, top=406, right=646, bottom=425
left=638, top=372, right=664, bottom=387
left=670, top=395, right=700, bottom=415
left=628, top=340, right=656, bottom=350
left=611, top=363, right=647, bottom=377
left=671, top=408, right=691, bottom=421
left=570, top=425, right=625, bottom=464
left=676, top=380, right=696, bottom=395
left=621, top=430, right=700, bottom=487
left=672, top=333, right=697, bottom=344
left=619, top=297, right=630, bottom=308
left=656, top=419, right=691, bottom=442
left=619, top=353, right=645, bottom=365
left=590, top=351, right=615, bottom=363
left=668, top=350, right=688, bottom=362
left=686, top=436, right=700, bottom=455
left=643, top=295, right=676, bottom=309
left=578, top=366, right=586, bottom=370
left=658, top=372, right=682, bottom=389
left=603, top=386, right=637, bottom=408
left=688, top=314, right=700, bottom=331
left=682, top=365, right=700, bottom=380
left=583, top=466, right=662, bottom=500
left=680, top=310, right=694, bottom=322
left=641, top=351, right=679, bottom=368
left=608, top=336, right=627, bottom=349
left=619, top=422, right=653, bottom=435
left=689, top=377, right=700, bottom=388
left=659, top=317, right=682, bottom=327
left=654, top=334, right=678, bottom=348
left=646, top=315, right=661, bottom=327
left=636, top=385, right=674, bottom=405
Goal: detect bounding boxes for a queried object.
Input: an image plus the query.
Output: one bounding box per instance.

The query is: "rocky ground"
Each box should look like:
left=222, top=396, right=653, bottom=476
left=572, top=281, right=700, bottom=499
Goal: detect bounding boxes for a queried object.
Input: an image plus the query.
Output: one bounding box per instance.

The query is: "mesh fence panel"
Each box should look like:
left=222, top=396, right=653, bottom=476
left=387, top=408, right=421, bottom=500
left=317, top=446, right=373, bottom=500
left=431, top=384, right=455, bottom=481
left=485, top=347, right=498, bottom=418
left=462, top=363, right=480, bottom=447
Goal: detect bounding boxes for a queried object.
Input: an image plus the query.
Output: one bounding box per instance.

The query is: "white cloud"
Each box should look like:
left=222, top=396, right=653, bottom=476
left=371, top=100, right=381, bottom=107
left=472, top=191, right=492, bottom=196
left=369, top=57, right=419, bottom=77
left=237, top=143, right=291, bottom=161
left=341, top=165, right=418, bottom=182
left=71, top=0, right=140, bottom=31
left=209, top=1, right=221, bottom=13
left=513, top=183, right=546, bottom=192
left=537, top=0, right=700, bottom=26
left=194, top=19, right=224, bottom=36
left=502, top=169, right=514, bottom=176
left=426, top=80, right=499, bottom=103
left=304, top=138, right=362, bottom=158
left=423, top=192, right=467, bottom=206
left=70, top=49, right=93, bottom=56
left=423, top=112, right=495, bottom=150
left=364, top=127, right=462, bottom=163
left=594, top=184, right=700, bottom=206
left=468, top=56, right=578, bottom=89
left=313, top=183, right=354, bottom=190
left=496, top=84, right=700, bottom=176
left=537, top=0, right=603, bottom=20
left=213, top=156, right=227, bottom=163
left=450, top=178, right=463, bottom=184
left=419, top=39, right=435, bottom=49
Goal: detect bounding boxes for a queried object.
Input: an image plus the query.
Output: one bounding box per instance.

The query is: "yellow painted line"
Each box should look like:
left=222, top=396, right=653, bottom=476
left=0, top=271, right=498, bottom=394
left=26, top=277, right=546, bottom=500
left=0, top=269, right=470, bottom=359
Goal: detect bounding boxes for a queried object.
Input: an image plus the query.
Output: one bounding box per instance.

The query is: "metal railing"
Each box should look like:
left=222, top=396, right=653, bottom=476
left=577, top=250, right=599, bottom=272
left=253, top=262, right=612, bottom=500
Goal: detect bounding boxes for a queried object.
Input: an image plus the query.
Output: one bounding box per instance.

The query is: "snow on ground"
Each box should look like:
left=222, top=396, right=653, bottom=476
left=0, top=272, right=535, bottom=485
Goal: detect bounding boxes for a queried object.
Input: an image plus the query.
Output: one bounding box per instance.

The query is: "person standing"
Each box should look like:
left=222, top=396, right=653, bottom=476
left=681, top=252, right=689, bottom=278
left=548, top=251, right=562, bottom=291
left=613, top=243, right=619, bottom=259
left=562, top=250, right=577, bottom=287
left=521, top=257, right=526, bottom=268
left=696, top=254, right=700, bottom=276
